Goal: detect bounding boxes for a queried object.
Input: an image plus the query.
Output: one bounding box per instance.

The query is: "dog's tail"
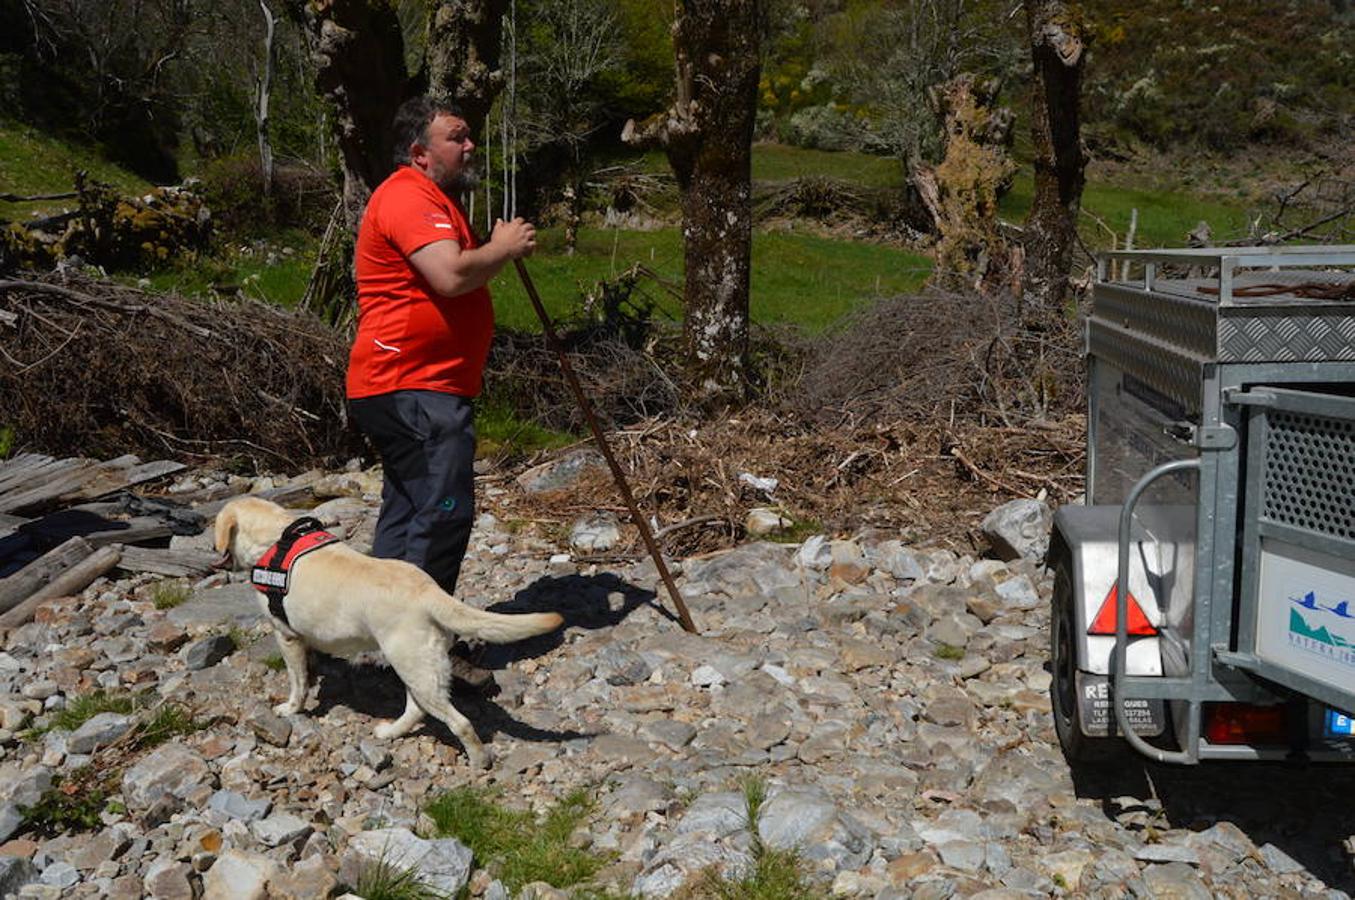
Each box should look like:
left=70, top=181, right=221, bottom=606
left=426, top=595, right=564, bottom=644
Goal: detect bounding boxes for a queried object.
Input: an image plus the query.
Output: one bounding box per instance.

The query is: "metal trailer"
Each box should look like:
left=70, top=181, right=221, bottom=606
left=1049, top=245, right=1355, bottom=764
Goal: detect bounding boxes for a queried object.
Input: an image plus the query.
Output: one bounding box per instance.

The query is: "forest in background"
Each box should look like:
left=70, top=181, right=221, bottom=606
left=3, top=0, right=1353, bottom=209
left=1, top=0, right=1354, bottom=493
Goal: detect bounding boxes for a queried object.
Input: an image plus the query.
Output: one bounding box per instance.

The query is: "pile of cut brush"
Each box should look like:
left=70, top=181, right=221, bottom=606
left=0, top=274, right=361, bottom=470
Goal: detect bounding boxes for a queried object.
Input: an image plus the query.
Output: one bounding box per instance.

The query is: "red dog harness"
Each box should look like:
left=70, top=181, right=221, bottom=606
left=251, top=517, right=339, bottom=627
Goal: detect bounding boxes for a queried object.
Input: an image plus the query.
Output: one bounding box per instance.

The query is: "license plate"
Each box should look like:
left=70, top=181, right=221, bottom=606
left=1324, top=709, right=1355, bottom=738
left=1075, top=671, right=1167, bottom=738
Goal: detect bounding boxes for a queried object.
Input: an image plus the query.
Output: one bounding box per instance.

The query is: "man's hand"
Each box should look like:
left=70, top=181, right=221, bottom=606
left=490, top=217, right=536, bottom=260
left=410, top=217, right=537, bottom=296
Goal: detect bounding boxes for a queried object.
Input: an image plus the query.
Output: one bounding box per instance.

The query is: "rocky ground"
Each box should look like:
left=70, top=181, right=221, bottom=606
left=0, top=462, right=1353, bottom=899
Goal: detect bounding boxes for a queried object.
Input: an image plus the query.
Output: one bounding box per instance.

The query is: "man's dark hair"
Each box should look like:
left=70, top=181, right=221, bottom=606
left=391, top=96, right=466, bottom=166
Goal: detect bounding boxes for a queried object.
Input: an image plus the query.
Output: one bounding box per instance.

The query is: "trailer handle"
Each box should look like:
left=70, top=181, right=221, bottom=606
left=1116, top=457, right=1201, bottom=763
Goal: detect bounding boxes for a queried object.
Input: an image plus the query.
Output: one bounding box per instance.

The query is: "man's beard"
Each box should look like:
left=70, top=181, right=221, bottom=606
left=430, top=160, right=480, bottom=196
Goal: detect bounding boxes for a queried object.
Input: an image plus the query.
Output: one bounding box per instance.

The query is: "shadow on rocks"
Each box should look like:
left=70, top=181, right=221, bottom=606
left=478, top=571, right=665, bottom=667
left=306, top=654, right=594, bottom=755
left=1070, top=754, right=1355, bottom=891
left=295, top=572, right=659, bottom=758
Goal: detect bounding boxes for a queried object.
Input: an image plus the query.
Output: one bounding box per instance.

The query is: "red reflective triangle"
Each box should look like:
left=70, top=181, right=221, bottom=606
left=1088, top=583, right=1157, bottom=636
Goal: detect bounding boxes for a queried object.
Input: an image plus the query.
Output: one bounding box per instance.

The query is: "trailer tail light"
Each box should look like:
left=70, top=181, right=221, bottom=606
left=1204, top=702, right=1288, bottom=745
left=1088, top=584, right=1158, bottom=636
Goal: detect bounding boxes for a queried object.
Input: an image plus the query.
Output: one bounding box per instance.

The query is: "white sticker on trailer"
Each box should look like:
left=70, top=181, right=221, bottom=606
left=1256, top=540, right=1355, bottom=691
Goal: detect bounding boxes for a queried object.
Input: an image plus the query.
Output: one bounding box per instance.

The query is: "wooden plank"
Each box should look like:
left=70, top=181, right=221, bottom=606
left=0, top=464, right=95, bottom=515
left=18, top=509, right=173, bottom=549
left=84, top=520, right=174, bottom=548
left=0, top=457, right=184, bottom=516
left=195, top=481, right=317, bottom=518
left=0, top=536, right=95, bottom=613
left=0, top=455, right=76, bottom=497
left=0, top=545, right=120, bottom=631
left=68, top=458, right=185, bottom=503
left=0, top=513, right=29, bottom=541
left=117, top=547, right=220, bottom=578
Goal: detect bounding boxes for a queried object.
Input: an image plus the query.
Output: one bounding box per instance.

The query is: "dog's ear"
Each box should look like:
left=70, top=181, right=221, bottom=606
left=213, top=504, right=238, bottom=555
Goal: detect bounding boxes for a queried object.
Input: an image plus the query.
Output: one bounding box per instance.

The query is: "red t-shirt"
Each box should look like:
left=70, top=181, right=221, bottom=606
left=347, top=166, right=493, bottom=399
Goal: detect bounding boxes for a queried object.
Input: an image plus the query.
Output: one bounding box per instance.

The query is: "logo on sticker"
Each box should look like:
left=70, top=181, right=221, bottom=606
left=1288, top=590, right=1355, bottom=665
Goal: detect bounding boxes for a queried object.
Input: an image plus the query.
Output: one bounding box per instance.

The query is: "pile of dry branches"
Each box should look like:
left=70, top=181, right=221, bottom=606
left=782, top=287, right=1084, bottom=428
left=504, top=411, right=1086, bottom=557
left=490, top=284, right=1087, bottom=555
left=0, top=274, right=360, bottom=469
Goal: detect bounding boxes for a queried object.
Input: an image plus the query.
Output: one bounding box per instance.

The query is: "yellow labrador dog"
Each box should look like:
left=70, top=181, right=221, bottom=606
left=213, top=496, right=562, bottom=768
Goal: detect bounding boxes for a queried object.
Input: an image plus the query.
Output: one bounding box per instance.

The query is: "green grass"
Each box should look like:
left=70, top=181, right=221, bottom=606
left=626, top=143, right=901, bottom=190
left=1001, top=169, right=1253, bottom=251
left=20, top=770, right=109, bottom=836
left=490, top=227, right=930, bottom=334
left=476, top=399, right=578, bottom=458
left=139, top=230, right=318, bottom=307
left=751, top=143, right=902, bottom=189
left=26, top=690, right=198, bottom=751
left=682, top=776, right=816, bottom=900
left=35, top=691, right=138, bottom=737
left=0, top=119, right=151, bottom=221
left=764, top=515, right=824, bottom=545
left=353, top=855, right=448, bottom=900
left=151, top=581, right=191, bottom=610
left=933, top=643, right=965, bottom=661
left=132, top=702, right=200, bottom=749
left=262, top=653, right=287, bottom=672
left=423, top=787, right=605, bottom=893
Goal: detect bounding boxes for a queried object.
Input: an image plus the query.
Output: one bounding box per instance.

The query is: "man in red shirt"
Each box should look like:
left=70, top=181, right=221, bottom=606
left=347, top=96, right=535, bottom=596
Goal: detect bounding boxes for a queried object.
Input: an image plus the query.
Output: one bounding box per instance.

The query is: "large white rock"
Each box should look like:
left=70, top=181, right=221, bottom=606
left=344, top=828, right=473, bottom=897
left=980, top=498, right=1052, bottom=562
left=570, top=512, right=621, bottom=552
left=202, top=850, right=279, bottom=900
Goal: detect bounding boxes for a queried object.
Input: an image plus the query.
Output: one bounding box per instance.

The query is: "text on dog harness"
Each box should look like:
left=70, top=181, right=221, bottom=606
left=251, top=517, right=339, bottom=627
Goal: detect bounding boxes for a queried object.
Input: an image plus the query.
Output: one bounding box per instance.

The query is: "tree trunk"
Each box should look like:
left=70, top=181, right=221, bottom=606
left=918, top=75, right=1015, bottom=294
left=1022, top=0, right=1088, bottom=320
left=623, top=0, right=760, bottom=403
left=287, top=0, right=413, bottom=230
left=256, top=0, right=278, bottom=196
left=425, top=0, right=506, bottom=141
left=287, top=0, right=507, bottom=323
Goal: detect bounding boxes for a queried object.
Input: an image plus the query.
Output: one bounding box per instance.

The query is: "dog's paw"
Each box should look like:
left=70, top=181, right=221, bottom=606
left=373, top=721, right=403, bottom=740
left=466, top=746, right=492, bottom=771
left=272, top=702, right=301, bottom=717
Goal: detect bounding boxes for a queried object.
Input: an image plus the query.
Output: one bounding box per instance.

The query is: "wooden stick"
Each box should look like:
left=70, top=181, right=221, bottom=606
left=513, top=259, right=699, bottom=634
left=0, top=536, right=94, bottom=614
left=0, top=545, right=120, bottom=631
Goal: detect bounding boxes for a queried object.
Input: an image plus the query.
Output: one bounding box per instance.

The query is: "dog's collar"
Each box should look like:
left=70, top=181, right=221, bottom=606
left=251, top=517, right=338, bottom=626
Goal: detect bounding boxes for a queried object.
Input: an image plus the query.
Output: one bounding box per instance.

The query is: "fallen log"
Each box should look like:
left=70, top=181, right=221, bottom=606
left=0, top=545, right=121, bottom=631
left=0, top=536, right=95, bottom=614
left=117, top=546, right=219, bottom=578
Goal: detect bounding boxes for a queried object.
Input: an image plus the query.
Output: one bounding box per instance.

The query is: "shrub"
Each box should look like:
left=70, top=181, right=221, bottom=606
left=779, top=105, right=868, bottom=152
left=199, top=152, right=335, bottom=239
left=20, top=771, right=109, bottom=836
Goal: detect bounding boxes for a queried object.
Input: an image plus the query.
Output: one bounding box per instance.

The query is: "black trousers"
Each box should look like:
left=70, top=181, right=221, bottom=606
left=348, top=390, right=476, bottom=595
